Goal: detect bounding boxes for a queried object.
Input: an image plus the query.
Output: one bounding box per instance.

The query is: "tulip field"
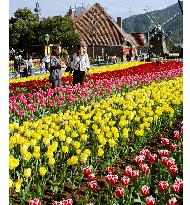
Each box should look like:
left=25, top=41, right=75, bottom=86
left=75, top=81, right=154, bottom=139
left=9, top=62, right=183, bottom=205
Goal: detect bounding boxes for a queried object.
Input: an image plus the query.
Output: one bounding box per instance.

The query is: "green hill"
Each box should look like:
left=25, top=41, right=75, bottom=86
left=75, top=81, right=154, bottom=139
left=122, top=2, right=183, bottom=44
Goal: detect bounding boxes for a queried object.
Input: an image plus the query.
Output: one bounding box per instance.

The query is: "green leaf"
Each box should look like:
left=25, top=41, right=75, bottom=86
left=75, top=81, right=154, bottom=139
left=133, top=198, right=142, bottom=203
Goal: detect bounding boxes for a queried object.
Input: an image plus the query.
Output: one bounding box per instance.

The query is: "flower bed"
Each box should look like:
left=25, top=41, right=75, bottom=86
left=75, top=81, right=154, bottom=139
left=9, top=62, right=182, bottom=122
left=9, top=59, right=41, bottom=72
left=9, top=62, right=181, bottom=95
left=9, top=62, right=146, bottom=85
left=9, top=76, right=183, bottom=204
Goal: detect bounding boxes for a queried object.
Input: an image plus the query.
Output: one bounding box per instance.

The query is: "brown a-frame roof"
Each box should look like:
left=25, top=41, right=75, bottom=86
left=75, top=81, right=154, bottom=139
left=73, top=3, right=127, bottom=46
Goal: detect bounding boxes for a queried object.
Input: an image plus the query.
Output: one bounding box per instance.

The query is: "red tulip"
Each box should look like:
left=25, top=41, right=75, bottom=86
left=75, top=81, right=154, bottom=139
left=174, top=178, right=183, bottom=189
left=88, top=181, right=98, bottom=191
left=124, top=166, right=132, bottom=177
left=106, top=166, right=115, bottom=174
left=169, top=143, right=177, bottom=151
left=88, top=174, right=96, bottom=181
left=140, top=185, right=150, bottom=196
left=166, top=158, right=176, bottom=167
left=168, top=197, right=178, bottom=205
left=115, top=187, right=125, bottom=197
left=140, top=149, right=150, bottom=156
left=139, top=164, right=150, bottom=174
left=146, top=196, right=155, bottom=205
left=171, top=184, right=180, bottom=194
left=134, top=155, right=146, bottom=164
left=120, top=176, right=130, bottom=186
left=168, top=164, right=178, bottom=175
left=148, top=154, right=157, bottom=164
left=161, top=157, right=169, bottom=166
left=157, top=149, right=170, bottom=157
left=174, top=130, right=180, bottom=140
left=161, top=138, right=170, bottom=146
left=105, top=174, right=118, bottom=185
left=83, top=167, right=91, bottom=176
left=130, top=170, right=139, bottom=179
left=28, top=198, right=41, bottom=205
left=158, top=181, right=169, bottom=192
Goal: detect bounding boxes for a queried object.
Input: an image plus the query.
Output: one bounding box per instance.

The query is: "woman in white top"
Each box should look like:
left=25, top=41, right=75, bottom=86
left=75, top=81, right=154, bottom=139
left=71, top=44, right=90, bottom=86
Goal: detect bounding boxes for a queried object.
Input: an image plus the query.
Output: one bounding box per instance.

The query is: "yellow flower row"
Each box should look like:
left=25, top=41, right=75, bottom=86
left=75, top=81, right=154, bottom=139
left=9, top=62, right=146, bottom=83
left=9, top=77, right=182, bottom=192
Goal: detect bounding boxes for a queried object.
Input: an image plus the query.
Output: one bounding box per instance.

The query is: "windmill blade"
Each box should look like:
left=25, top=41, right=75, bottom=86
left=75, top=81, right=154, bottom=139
left=144, top=9, right=160, bottom=28
left=161, top=12, right=180, bottom=27
left=162, top=30, right=177, bottom=47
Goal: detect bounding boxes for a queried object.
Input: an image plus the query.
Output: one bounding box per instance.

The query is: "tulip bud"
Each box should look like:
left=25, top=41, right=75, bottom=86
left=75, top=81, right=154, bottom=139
left=161, top=138, right=170, bottom=146
left=28, top=198, right=41, bottom=205
left=168, top=164, right=178, bottom=175
left=171, top=184, right=180, bottom=194
left=24, top=168, right=31, bottom=178
left=130, top=170, right=139, bottom=179
left=83, top=167, right=91, bottom=176
left=169, top=143, right=177, bottom=151
left=115, top=187, right=125, bottom=197
left=139, top=164, right=150, bottom=174
left=120, top=176, right=130, bottom=186
left=168, top=197, right=178, bottom=205
left=140, top=185, right=150, bottom=197
left=158, top=181, right=169, bottom=192
left=134, top=155, right=146, bottom=164
left=106, top=166, right=115, bottom=174
left=88, top=181, right=98, bottom=191
left=146, top=196, right=155, bottom=205
left=148, top=154, right=157, bottom=163
left=88, top=174, right=96, bottom=181
left=39, top=167, right=47, bottom=177
left=174, top=130, right=180, bottom=140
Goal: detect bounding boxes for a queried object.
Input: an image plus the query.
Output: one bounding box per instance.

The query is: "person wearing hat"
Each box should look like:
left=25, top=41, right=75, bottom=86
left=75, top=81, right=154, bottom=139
left=71, top=44, right=90, bottom=86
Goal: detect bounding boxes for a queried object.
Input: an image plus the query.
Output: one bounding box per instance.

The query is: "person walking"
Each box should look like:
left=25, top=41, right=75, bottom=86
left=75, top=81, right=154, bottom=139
left=28, top=56, right=34, bottom=76
left=64, top=54, right=72, bottom=74
left=49, top=46, right=62, bottom=89
left=39, top=59, right=45, bottom=74
left=42, top=54, right=50, bottom=73
left=13, top=54, right=19, bottom=73
left=71, top=44, right=90, bottom=86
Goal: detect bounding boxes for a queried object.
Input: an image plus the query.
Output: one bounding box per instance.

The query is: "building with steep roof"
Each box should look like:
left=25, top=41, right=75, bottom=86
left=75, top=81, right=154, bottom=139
left=67, top=3, right=148, bottom=59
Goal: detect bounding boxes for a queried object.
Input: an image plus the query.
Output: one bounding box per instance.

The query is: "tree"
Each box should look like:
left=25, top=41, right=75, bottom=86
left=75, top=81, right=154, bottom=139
left=9, top=8, right=39, bottom=48
left=9, top=8, right=81, bottom=53
left=39, top=15, right=81, bottom=47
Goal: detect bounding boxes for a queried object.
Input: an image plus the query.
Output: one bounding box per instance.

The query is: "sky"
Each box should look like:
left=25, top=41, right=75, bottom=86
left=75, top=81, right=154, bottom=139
left=9, top=0, right=179, bottom=20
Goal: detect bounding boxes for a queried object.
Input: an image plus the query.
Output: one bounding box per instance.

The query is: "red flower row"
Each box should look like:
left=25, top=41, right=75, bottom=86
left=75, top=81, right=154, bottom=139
left=9, top=62, right=182, bottom=95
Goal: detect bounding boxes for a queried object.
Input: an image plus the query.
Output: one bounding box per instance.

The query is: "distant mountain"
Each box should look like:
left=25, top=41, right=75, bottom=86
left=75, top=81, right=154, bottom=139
left=122, top=2, right=183, bottom=44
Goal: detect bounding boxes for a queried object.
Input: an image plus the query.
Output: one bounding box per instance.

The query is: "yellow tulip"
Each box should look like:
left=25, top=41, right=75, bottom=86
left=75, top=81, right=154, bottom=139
left=98, top=147, right=104, bottom=156
left=39, top=167, right=47, bottom=176
left=48, top=157, right=55, bottom=165
left=62, top=146, right=69, bottom=153
left=81, top=134, right=88, bottom=142
left=24, top=168, right=32, bottom=178
left=74, top=141, right=81, bottom=149
left=108, top=139, right=116, bottom=147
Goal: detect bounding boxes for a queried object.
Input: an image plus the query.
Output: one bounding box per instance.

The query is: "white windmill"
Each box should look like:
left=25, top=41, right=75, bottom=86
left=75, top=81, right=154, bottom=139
left=144, top=1, right=182, bottom=55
